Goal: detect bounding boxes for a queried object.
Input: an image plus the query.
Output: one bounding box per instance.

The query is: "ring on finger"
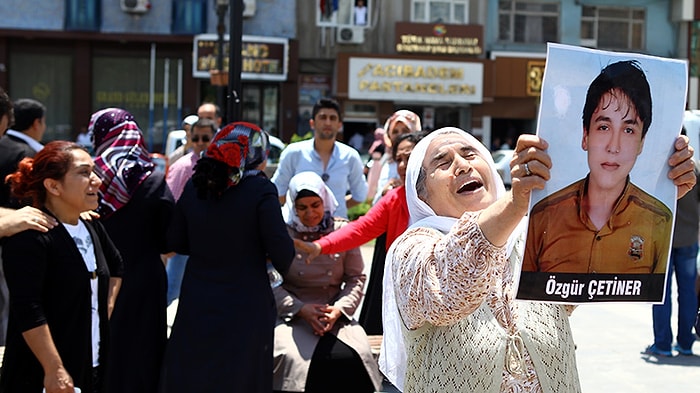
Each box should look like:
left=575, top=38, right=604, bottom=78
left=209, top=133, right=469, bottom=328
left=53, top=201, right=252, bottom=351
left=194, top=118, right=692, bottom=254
left=524, top=162, right=532, bottom=177
left=32, top=217, right=40, bottom=223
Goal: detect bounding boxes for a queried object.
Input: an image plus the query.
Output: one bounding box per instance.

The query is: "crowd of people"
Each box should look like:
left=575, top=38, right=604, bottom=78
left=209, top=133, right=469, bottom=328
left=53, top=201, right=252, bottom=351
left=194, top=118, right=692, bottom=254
left=0, top=87, right=697, bottom=393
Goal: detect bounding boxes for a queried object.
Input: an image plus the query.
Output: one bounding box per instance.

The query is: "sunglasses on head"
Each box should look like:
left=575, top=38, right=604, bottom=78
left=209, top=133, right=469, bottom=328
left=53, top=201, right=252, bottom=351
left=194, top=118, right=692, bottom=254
left=192, top=135, right=211, bottom=143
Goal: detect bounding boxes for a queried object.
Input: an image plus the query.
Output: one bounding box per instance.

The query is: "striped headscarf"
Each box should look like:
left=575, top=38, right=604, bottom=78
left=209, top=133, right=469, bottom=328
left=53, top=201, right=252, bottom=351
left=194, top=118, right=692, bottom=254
left=205, top=121, right=270, bottom=188
left=90, top=108, right=154, bottom=217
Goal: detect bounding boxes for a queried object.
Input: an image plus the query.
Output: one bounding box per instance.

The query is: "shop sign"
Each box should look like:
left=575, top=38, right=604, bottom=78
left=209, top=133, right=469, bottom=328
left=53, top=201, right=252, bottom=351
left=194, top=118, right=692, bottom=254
left=348, top=57, right=483, bottom=103
left=193, top=34, right=288, bottom=81
left=527, top=60, right=546, bottom=96
left=395, top=22, right=483, bottom=56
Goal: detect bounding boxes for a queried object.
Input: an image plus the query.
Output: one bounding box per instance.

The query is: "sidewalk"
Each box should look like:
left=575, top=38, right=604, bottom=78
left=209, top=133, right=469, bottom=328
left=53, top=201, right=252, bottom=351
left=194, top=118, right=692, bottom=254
left=570, top=301, right=699, bottom=392
left=167, top=243, right=700, bottom=392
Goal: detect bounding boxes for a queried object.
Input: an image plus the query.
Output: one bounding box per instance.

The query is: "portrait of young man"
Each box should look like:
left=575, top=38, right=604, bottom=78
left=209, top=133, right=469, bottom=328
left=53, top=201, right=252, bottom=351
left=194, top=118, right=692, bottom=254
left=517, top=44, right=688, bottom=304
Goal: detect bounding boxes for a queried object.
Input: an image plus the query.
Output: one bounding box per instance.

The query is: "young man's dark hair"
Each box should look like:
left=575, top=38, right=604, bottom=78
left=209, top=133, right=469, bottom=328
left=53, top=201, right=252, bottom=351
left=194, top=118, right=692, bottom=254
left=582, top=60, right=652, bottom=138
left=311, top=97, right=342, bottom=120
left=0, top=87, right=13, bottom=128
left=12, top=98, right=46, bottom=132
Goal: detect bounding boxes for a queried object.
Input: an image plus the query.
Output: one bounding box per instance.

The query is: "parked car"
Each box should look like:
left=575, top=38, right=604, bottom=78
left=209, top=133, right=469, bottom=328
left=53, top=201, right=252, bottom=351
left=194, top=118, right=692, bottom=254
left=150, top=153, right=168, bottom=174
left=164, top=129, right=187, bottom=159
left=264, top=135, right=285, bottom=178
left=491, top=149, right=514, bottom=189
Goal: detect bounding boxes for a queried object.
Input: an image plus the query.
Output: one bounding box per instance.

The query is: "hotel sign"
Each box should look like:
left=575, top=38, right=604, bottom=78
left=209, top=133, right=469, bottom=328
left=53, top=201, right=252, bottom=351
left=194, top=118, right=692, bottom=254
left=348, top=57, right=483, bottom=103
left=193, top=34, right=288, bottom=81
left=395, top=22, right=483, bottom=56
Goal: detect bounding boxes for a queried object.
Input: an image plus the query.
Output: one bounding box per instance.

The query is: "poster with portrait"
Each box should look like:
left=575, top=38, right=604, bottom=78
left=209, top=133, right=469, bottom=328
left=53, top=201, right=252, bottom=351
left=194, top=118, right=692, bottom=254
left=516, top=43, right=688, bottom=304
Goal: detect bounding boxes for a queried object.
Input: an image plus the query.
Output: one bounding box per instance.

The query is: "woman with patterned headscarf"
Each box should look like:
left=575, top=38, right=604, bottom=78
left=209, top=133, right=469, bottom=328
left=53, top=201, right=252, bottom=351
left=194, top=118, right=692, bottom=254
left=161, top=122, right=294, bottom=393
left=371, top=109, right=422, bottom=204
left=89, top=108, right=175, bottom=393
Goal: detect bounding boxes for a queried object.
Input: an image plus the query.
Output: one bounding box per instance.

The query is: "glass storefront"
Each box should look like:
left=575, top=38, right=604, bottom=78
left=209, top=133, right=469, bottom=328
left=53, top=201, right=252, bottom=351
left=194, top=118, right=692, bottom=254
left=241, top=83, right=279, bottom=137
left=93, top=56, right=183, bottom=153
left=9, top=52, right=73, bottom=142
left=11, top=52, right=191, bottom=150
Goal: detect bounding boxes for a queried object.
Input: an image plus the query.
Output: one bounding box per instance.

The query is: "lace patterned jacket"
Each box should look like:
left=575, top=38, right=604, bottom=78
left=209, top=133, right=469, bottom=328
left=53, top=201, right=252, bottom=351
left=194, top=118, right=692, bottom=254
left=390, top=211, right=581, bottom=393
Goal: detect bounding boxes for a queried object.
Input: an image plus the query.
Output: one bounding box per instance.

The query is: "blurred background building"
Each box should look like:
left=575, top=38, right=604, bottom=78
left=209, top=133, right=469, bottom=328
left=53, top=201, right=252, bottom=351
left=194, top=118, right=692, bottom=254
left=0, top=0, right=698, bottom=151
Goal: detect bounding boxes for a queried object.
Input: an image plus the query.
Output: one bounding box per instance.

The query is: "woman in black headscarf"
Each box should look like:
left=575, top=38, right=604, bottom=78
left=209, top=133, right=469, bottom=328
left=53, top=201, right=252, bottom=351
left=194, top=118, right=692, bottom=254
left=161, top=122, right=294, bottom=393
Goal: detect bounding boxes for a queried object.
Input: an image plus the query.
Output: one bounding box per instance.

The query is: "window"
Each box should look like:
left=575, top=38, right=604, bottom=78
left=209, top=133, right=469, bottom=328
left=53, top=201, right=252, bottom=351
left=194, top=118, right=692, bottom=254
left=172, top=0, right=208, bottom=35
left=411, top=0, right=469, bottom=24
left=498, top=1, right=559, bottom=44
left=93, top=56, right=180, bottom=152
left=242, top=84, right=279, bottom=136
left=64, top=0, right=100, bottom=31
left=317, top=0, right=372, bottom=27
left=10, top=52, right=73, bottom=141
left=581, top=6, right=645, bottom=50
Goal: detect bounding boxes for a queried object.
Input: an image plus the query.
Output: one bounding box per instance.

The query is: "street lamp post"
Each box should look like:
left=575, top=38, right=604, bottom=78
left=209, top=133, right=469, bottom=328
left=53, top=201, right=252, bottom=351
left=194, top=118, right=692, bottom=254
left=215, top=0, right=229, bottom=121
left=228, top=0, right=243, bottom=122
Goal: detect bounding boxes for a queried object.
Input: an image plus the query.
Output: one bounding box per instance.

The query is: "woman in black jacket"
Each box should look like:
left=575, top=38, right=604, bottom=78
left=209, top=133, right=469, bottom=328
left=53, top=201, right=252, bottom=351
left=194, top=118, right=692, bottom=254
left=161, top=122, right=294, bottom=393
left=1, top=141, right=123, bottom=393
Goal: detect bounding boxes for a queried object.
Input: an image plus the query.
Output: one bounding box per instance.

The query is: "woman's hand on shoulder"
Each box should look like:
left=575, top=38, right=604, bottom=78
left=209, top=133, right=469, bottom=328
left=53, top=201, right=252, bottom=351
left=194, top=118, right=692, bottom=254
left=79, top=210, right=100, bottom=222
left=0, top=206, right=58, bottom=237
left=510, top=134, right=551, bottom=213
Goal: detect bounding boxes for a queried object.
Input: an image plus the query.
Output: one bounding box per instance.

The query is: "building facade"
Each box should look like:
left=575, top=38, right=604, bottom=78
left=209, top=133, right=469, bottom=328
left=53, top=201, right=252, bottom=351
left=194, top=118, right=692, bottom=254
left=1, top=0, right=695, bottom=150
left=0, top=0, right=298, bottom=151
left=295, top=0, right=691, bottom=150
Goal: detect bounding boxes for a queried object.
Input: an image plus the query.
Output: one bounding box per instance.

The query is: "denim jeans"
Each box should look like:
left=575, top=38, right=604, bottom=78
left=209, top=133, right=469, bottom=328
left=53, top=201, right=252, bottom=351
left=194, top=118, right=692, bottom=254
left=652, top=243, right=699, bottom=351
left=166, top=253, right=189, bottom=306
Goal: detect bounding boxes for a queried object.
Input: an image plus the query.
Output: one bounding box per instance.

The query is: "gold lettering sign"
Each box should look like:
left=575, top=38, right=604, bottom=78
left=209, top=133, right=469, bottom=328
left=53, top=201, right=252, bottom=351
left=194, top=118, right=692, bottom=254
left=527, top=60, right=546, bottom=97
left=348, top=57, right=483, bottom=103
left=95, top=90, right=175, bottom=107
left=357, top=63, right=464, bottom=80
left=357, top=80, right=477, bottom=96
left=394, top=22, right=483, bottom=56
left=193, top=35, right=288, bottom=80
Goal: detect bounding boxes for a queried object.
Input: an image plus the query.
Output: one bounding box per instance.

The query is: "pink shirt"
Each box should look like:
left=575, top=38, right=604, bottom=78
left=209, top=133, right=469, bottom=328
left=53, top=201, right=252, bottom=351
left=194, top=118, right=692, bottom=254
left=316, top=185, right=408, bottom=254
left=166, top=151, right=199, bottom=201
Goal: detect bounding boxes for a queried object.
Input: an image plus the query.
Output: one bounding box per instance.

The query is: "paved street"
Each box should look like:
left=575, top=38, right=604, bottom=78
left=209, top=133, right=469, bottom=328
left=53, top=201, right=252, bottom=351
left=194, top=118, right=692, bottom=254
left=570, top=301, right=699, bottom=392
left=167, top=242, right=700, bottom=392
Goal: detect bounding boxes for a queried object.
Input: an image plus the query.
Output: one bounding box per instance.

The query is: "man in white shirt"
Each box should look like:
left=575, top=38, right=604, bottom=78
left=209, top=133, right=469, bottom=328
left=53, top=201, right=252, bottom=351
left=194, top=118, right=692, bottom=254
left=0, top=98, right=46, bottom=207
left=272, top=98, right=368, bottom=219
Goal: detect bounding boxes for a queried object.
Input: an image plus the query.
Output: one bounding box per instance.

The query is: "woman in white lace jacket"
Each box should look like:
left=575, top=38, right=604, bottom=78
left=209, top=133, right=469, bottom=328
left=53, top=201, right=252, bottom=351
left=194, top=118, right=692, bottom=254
left=380, top=127, right=696, bottom=393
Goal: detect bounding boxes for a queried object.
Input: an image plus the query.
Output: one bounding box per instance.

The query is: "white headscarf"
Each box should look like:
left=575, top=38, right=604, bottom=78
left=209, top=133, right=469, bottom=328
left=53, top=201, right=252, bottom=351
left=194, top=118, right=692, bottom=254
left=380, top=127, right=526, bottom=390
left=282, top=171, right=339, bottom=232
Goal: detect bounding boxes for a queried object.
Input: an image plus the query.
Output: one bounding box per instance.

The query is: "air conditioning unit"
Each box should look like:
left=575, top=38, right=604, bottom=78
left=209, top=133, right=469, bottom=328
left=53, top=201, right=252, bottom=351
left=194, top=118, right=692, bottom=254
left=337, top=26, right=365, bottom=44
left=120, top=0, right=151, bottom=14
left=243, top=0, right=256, bottom=17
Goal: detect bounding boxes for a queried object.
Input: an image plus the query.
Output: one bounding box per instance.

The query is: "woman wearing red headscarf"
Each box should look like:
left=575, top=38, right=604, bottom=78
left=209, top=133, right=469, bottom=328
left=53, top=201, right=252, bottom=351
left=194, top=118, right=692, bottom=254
left=161, top=122, right=294, bottom=393
left=89, top=108, right=175, bottom=393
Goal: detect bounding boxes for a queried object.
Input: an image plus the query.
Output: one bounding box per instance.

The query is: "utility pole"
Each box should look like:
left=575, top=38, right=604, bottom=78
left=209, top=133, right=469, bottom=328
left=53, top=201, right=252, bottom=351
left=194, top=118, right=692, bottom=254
left=215, top=0, right=229, bottom=122
left=228, top=0, right=243, bottom=122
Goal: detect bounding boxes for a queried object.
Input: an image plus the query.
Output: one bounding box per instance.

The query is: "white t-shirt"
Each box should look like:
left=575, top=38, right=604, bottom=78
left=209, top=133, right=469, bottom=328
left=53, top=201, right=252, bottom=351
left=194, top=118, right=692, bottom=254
left=63, top=220, right=100, bottom=367
left=354, top=6, right=367, bottom=25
